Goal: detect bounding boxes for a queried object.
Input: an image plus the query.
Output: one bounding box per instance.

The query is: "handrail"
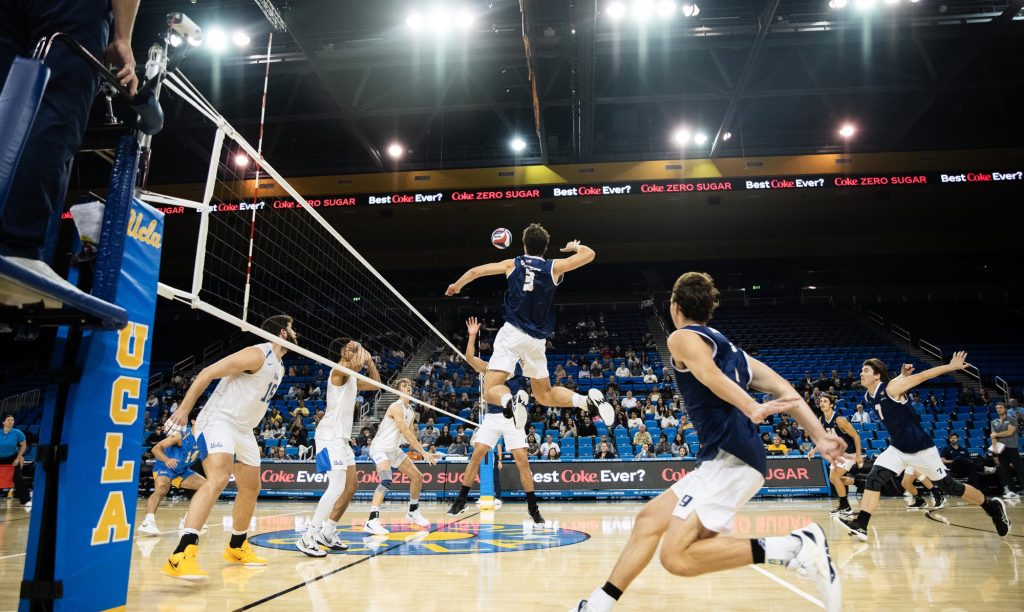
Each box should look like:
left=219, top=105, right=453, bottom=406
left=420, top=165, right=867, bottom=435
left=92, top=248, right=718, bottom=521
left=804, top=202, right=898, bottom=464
left=995, top=376, right=1010, bottom=400
left=865, top=309, right=885, bottom=327
left=919, top=339, right=942, bottom=362
left=891, top=324, right=911, bottom=343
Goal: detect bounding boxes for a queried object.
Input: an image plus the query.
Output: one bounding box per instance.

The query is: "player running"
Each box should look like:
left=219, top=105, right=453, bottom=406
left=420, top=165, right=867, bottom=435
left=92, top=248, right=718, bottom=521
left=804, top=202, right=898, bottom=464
left=807, top=394, right=862, bottom=516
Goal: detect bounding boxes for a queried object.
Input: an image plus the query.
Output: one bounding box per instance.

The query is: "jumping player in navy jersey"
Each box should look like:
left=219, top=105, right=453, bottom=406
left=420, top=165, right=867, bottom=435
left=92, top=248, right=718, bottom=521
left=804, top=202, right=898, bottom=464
left=447, top=317, right=547, bottom=522
left=445, top=224, right=613, bottom=427
left=807, top=395, right=862, bottom=516
left=834, top=353, right=1011, bottom=541
left=573, top=272, right=845, bottom=612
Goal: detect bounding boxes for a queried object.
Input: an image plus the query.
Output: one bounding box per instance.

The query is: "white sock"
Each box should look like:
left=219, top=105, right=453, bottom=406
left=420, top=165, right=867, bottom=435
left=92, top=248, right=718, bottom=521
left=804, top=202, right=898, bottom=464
left=370, top=505, right=380, bottom=513
left=572, top=393, right=588, bottom=409
left=145, top=513, right=155, bottom=522
left=500, top=392, right=513, bottom=407
left=587, top=587, right=615, bottom=612
left=321, top=519, right=337, bottom=537
left=762, top=535, right=801, bottom=566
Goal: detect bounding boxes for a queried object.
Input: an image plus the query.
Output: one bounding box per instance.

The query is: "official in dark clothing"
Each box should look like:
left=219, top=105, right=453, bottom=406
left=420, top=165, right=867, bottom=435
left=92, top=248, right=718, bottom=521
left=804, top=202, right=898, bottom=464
left=940, top=433, right=981, bottom=489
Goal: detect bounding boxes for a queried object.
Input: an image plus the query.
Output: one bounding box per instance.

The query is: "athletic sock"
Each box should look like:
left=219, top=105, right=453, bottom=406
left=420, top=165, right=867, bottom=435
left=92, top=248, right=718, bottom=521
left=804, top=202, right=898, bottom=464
left=458, top=485, right=471, bottom=500
left=174, top=529, right=199, bottom=554
left=757, top=536, right=801, bottom=566
left=855, top=510, right=871, bottom=529
left=409, top=502, right=419, bottom=512
left=369, top=507, right=380, bottom=521
left=321, top=519, right=337, bottom=536
left=526, top=491, right=538, bottom=507
left=586, top=583, right=621, bottom=612
left=750, top=539, right=766, bottom=564
left=229, top=531, right=247, bottom=548
left=572, top=393, right=588, bottom=409
left=837, top=495, right=849, bottom=509
left=145, top=513, right=155, bottom=522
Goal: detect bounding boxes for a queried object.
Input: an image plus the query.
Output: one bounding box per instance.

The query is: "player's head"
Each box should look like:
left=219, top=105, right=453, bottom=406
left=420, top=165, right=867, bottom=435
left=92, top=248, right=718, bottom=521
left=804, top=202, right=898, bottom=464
left=861, top=358, right=890, bottom=387
left=330, top=337, right=358, bottom=363
left=522, top=223, right=550, bottom=256
left=188, top=407, right=201, bottom=428
left=819, top=395, right=835, bottom=412
left=262, top=314, right=297, bottom=347
left=669, top=272, right=720, bottom=327
left=396, top=377, right=413, bottom=395
left=996, top=402, right=1007, bottom=417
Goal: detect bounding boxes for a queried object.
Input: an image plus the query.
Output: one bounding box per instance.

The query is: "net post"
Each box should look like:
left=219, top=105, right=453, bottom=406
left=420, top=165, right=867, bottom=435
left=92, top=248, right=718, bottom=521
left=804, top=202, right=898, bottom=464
left=479, top=448, right=496, bottom=510
left=191, top=127, right=225, bottom=302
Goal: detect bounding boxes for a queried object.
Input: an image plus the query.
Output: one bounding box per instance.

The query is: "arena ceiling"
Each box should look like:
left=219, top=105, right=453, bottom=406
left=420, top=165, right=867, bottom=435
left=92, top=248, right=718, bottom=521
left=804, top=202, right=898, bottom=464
left=111, top=0, right=1024, bottom=184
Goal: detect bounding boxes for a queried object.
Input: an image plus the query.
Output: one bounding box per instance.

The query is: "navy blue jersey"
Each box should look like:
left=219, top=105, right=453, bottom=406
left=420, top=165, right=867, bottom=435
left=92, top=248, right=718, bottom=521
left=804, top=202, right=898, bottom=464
left=503, top=256, right=560, bottom=339
left=821, top=412, right=856, bottom=454
left=865, top=382, right=932, bottom=453
left=672, top=325, right=766, bottom=475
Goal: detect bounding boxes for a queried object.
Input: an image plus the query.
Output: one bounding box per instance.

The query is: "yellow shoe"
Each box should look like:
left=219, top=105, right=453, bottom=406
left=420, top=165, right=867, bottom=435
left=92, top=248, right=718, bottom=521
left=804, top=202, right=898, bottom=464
left=161, top=544, right=208, bottom=581
left=223, top=540, right=267, bottom=566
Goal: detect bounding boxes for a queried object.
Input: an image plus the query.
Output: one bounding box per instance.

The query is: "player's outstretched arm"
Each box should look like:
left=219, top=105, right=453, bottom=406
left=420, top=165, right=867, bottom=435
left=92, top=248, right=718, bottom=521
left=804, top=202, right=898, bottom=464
left=151, top=432, right=182, bottom=466
left=167, top=346, right=265, bottom=429
left=551, top=240, right=596, bottom=277
left=886, top=351, right=970, bottom=400
left=463, top=317, right=489, bottom=374
left=394, top=404, right=437, bottom=465
left=446, top=260, right=515, bottom=296
left=667, top=330, right=762, bottom=420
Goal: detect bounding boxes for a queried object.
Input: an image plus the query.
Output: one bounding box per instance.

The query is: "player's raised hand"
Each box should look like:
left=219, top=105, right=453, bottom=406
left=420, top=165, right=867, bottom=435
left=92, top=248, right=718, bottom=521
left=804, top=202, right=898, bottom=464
left=466, top=317, right=481, bottom=335
left=949, top=351, right=970, bottom=370
left=901, top=363, right=915, bottom=377
left=445, top=283, right=460, bottom=297
left=559, top=240, right=581, bottom=253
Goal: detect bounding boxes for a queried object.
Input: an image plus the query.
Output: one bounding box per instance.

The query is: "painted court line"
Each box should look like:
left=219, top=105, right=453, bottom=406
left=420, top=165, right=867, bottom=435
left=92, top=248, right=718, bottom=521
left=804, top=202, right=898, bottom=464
left=749, top=565, right=824, bottom=609
left=0, top=552, right=26, bottom=560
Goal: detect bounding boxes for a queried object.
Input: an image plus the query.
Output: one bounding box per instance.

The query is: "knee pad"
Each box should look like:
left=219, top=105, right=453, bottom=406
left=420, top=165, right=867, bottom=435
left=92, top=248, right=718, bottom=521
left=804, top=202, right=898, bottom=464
left=935, top=475, right=966, bottom=497
left=865, top=465, right=898, bottom=492
left=375, top=468, right=393, bottom=495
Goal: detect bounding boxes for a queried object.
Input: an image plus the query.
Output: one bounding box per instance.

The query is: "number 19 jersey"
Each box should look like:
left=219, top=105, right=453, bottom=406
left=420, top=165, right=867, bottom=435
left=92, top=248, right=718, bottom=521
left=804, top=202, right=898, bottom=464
left=199, top=343, right=283, bottom=430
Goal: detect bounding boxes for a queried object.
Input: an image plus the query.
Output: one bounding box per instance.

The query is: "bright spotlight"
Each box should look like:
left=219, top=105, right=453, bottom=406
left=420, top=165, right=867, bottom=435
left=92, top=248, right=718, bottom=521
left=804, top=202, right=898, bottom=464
left=406, top=12, right=424, bottom=30
left=187, top=34, right=203, bottom=47
left=838, top=123, right=856, bottom=138
left=234, top=153, right=249, bottom=167
left=657, top=1, right=678, bottom=17
left=853, top=0, right=876, bottom=9
left=168, top=33, right=183, bottom=47
left=428, top=7, right=450, bottom=33
left=884, top=0, right=899, bottom=4
left=387, top=143, right=404, bottom=159
left=232, top=31, right=250, bottom=47
left=455, top=9, right=475, bottom=30
left=633, top=0, right=655, bottom=22
left=510, top=137, right=527, bottom=152
left=829, top=0, right=849, bottom=7
left=672, top=128, right=691, bottom=146
left=206, top=28, right=228, bottom=52
left=607, top=2, right=627, bottom=19
left=693, top=132, right=708, bottom=145
left=681, top=3, right=700, bottom=17
left=908, top=0, right=920, bottom=3
left=722, top=131, right=732, bottom=141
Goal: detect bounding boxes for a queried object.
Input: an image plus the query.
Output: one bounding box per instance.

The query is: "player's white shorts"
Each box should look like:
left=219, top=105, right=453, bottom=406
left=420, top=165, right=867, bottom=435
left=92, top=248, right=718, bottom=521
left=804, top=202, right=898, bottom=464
left=471, top=412, right=528, bottom=451
left=875, top=445, right=945, bottom=482
left=489, top=322, right=548, bottom=379
left=669, top=450, right=764, bottom=534
left=831, top=456, right=855, bottom=471
left=315, top=438, right=355, bottom=473
left=369, top=444, right=407, bottom=469
left=195, top=418, right=260, bottom=467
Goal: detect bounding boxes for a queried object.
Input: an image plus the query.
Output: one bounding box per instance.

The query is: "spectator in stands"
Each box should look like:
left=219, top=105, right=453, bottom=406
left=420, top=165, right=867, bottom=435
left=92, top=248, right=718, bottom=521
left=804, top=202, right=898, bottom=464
left=288, top=365, right=297, bottom=377
left=449, top=435, right=470, bottom=456
left=830, top=370, right=843, bottom=390
left=578, top=415, right=598, bottom=438
left=596, top=441, right=617, bottom=460
left=679, top=414, right=693, bottom=431
left=850, top=403, right=872, bottom=424
left=301, top=364, right=311, bottom=377
left=286, top=384, right=299, bottom=400
left=940, top=433, right=982, bottom=489
left=615, top=363, right=631, bottom=378
left=659, top=409, right=678, bottom=429
left=635, top=443, right=652, bottom=460
left=274, top=446, right=287, bottom=460
left=308, top=384, right=322, bottom=399
left=356, top=426, right=372, bottom=449
left=777, top=427, right=796, bottom=448
left=620, top=391, right=638, bottom=412
left=927, top=395, right=940, bottom=412
left=643, top=370, right=658, bottom=384
left=546, top=447, right=560, bottom=460
left=578, top=365, right=591, bottom=379
left=766, top=435, right=789, bottom=456
left=419, top=419, right=440, bottom=447
left=145, top=424, right=164, bottom=450
left=527, top=436, right=541, bottom=458
left=294, top=400, right=309, bottom=418
left=671, top=431, right=689, bottom=457
left=436, top=424, right=453, bottom=447
left=654, top=434, right=671, bottom=455
left=813, top=372, right=829, bottom=391
left=992, top=402, right=1023, bottom=498
left=626, top=410, right=642, bottom=430
left=540, top=435, right=561, bottom=458
left=633, top=424, right=653, bottom=448
left=774, top=414, right=794, bottom=434
left=0, top=415, right=30, bottom=508
left=565, top=376, right=578, bottom=391
left=313, top=410, right=325, bottom=427
left=761, top=432, right=772, bottom=447
left=662, top=364, right=674, bottom=384
left=147, top=394, right=159, bottom=410
left=598, top=434, right=616, bottom=454
left=560, top=420, right=577, bottom=439
left=288, top=415, right=308, bottom=446
left=357, top=437, right=372, bottom=459
left=554, top=364, right=567, bottom=380
left=260, top=422, right=275, bottom=443
left=909, top=393, right=926, bottom=416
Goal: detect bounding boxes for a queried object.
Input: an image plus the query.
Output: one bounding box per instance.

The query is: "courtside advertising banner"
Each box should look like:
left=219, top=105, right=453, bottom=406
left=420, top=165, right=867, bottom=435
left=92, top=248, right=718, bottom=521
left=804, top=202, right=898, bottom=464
left=220, top=456, right=828, bottom=499
left=23, top=200, right=163, bottom=611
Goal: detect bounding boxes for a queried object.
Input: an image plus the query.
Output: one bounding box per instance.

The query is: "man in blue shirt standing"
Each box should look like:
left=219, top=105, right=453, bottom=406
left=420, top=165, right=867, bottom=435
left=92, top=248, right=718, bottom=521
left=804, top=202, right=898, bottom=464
left=0, top=415, right=30, bottom=508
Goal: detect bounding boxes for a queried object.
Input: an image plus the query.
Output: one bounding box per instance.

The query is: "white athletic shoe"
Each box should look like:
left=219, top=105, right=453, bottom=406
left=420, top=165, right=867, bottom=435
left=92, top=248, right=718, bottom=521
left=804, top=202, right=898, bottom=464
left=790, top=523, right=842, bottom=612
left=316, top=529, right=349, bottom=551
left=1003, top=489, right=1020, bottom=499
left=511, top=390, right=530, bottom=429
left=406, top=510, right=430, bottom=528
left=363, top=518, right=390, bottom=536
left=295, top=531, right=327, bottom=558
left=569, top=601, right=594, bottom=612
left=138, top=518, right=161, bottom=537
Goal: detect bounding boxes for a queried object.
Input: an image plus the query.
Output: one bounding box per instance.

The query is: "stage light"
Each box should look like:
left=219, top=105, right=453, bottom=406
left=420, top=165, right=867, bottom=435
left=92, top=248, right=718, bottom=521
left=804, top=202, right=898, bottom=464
left=693, top=132, right=708, bottom=145
left=884, top=0, right=899, bottom=4
left=681, top=3, right=700, bottom=17
left=234, top=153, right=249, bottom=167
left=632, top=0, right=655, bottom=22
left=455, top=9, right=475, bottom=30
left=657, top=1, right=677, bottom=18
left=232, top=31, right=250, bottom=47
left=206, top=28, right=228, bottom=52
left=387, top=143, right=404, bottom=159
left=829, top=0, right=849, bottom=8
left=406, top=12, right=424, bottom=30
left=672, top=128, right=691, bottom=145
left=168, top=33, right=183, bottom=47
left=722, top=132, right=732, bottom=141
left=838, top=123, right=856, bottom=138
left=853, top=0, right=876, bottom=10
left=607, top=2, right=627, bottom=19
left=510, top=138, right=527, bottom=152
left=428, top=8, right=450, bottom=33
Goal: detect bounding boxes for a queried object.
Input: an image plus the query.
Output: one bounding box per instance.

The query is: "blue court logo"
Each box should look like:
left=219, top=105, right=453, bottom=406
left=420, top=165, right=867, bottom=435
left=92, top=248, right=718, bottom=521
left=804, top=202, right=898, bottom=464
left=250, top=521, right=589, bottom=556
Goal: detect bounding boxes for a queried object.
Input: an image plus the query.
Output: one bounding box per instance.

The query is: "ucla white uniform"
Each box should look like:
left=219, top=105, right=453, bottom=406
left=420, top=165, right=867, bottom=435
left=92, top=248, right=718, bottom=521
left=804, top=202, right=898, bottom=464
left=315, top=371, right=358, bottom=472
left=369, top=401, right=416, bottom=468
left=195, top=342, right=283, bottom=466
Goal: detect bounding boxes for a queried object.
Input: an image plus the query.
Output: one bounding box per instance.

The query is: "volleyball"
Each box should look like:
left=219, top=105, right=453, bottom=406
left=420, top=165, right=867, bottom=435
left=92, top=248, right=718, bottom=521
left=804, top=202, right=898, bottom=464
left=491, top=227, right=512, bottom=249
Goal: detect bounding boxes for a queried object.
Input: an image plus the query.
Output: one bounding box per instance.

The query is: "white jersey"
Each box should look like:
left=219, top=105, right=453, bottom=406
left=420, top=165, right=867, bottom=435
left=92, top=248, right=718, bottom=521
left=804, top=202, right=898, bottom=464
left=371, top=401, right=416, bottom=452
left=199, top=343, right=283, bottom=430
left=316, top=369, right=358, bottom=442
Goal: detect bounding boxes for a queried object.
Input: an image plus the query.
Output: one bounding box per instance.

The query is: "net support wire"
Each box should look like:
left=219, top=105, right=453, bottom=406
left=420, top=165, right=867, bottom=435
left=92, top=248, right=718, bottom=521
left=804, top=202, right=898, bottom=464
left=157, top=283, right=481, bottom=428
left=162, top=72, right=469, bottom=362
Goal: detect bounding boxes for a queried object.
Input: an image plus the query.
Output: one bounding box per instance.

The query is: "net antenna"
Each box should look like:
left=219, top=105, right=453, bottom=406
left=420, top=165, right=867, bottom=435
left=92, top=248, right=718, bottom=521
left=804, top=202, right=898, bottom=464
left=154, top=69, right=478, bottom=427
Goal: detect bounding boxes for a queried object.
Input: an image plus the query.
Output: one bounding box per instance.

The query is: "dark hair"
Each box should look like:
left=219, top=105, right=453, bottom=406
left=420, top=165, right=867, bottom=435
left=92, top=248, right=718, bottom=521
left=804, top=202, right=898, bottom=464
left=670, top=272, right=720, bottom=324
left=996, top=402, right=1006, bottom=410
left=863, top=358, right=891, bottom=383
left=329, top=337, right=355, bottom=359
left=522, top=223, right=550, bottom=256
left=819, top=394, right=836, bottom=408
left=262, top=314, right=293, bottom=337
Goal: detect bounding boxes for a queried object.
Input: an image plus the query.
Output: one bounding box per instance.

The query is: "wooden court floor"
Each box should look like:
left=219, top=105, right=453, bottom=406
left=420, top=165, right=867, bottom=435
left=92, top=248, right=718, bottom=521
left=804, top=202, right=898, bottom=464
left=1, top=495, right=1021, bottom=611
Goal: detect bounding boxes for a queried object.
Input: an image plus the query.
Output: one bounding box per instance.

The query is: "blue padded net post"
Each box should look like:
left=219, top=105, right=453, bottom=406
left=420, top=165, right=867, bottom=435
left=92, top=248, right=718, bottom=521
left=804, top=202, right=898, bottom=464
left=91, top=134, right=140, bottom=302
